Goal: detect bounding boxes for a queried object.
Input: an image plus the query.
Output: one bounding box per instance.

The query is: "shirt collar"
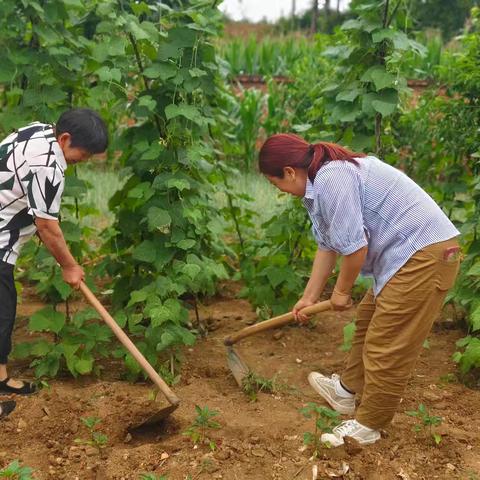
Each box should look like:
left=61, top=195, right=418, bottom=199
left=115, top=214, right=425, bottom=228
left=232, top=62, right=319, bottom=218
left=52, top=141, right=68, bottom=171
left=303, top=177, right=315, bottom=200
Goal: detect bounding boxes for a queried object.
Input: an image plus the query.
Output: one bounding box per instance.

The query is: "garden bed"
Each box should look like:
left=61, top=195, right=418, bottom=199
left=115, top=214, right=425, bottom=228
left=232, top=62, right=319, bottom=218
left=1, top=287, right=479, bottom=479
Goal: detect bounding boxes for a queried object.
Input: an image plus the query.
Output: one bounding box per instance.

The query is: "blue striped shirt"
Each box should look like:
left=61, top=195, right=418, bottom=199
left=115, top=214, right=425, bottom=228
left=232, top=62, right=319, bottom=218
left=302, top=156, right=460, bottom=296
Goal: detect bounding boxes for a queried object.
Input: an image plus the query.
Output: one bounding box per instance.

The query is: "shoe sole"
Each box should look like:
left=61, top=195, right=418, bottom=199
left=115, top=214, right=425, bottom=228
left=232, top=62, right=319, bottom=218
left=308, top=373, right=355, bottom=415
left=321, top=433, right=381, bottom=447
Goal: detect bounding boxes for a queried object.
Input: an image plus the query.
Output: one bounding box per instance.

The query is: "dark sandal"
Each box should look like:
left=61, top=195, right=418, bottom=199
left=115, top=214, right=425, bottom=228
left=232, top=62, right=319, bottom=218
left=0, top=400, right=16, bottom=419
left=0, top=377, right=36, bottom=395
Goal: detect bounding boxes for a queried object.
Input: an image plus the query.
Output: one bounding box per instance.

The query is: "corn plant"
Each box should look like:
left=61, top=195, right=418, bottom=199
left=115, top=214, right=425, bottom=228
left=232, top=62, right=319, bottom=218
left=235, top=88, right=265, bottom=170
left=220, top=35, right=318, bottom=76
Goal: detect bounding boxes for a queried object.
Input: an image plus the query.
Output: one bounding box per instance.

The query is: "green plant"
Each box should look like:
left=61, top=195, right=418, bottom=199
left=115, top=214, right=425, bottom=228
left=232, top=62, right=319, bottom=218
left=139, top=475, right=167, bottom=480
left=239, top=198, right=317, bottom=318
left=0, top=0, right=118, bottom=312
left=75, top=417, right=108, bottom=450
left=183, top=405, right=221, bottom=450
left=438, top=373, right=457, bottom=386
left=13, top=307, right=111, bottom=379
left=299, top=403, right=341, bottom=456
left=340, top=320, right=356, bottom=352
left=406, top=403, right=443, bottom=445
left=397, top=31, right=444, bottom=80
left=241, top=371, right=277, bottom=401
left=0, top=461, right=34, bottom=480
left=219, top=35, right=317, bottom=77
left=3, top=0, right=231, bottom=382
left=95, top=1, right=230, bottom=380
left=394, top=7, right=480, bottom=383
left=309, top=0, right=425, bottom=153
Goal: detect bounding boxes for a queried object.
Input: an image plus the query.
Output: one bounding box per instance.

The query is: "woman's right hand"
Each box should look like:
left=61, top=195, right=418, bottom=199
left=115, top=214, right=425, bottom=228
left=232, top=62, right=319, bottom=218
left=293, top=297, right=316, bottom=324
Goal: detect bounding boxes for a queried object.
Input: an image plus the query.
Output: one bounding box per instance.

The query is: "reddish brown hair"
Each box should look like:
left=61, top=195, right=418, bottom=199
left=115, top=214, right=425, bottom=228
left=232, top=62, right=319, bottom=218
left=259, top=133, right=366, bottom=182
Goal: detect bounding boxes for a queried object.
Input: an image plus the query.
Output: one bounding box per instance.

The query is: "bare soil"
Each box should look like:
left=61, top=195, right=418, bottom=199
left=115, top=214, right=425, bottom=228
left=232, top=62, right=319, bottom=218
left=1, top=286, right=479, bottom=480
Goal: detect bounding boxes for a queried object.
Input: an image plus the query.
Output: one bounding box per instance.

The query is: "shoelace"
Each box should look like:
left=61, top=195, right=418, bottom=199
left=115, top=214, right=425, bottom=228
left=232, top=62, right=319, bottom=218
left=333, top=420, right=358, bottom=436
left=331, top=373, right=340, bottom=383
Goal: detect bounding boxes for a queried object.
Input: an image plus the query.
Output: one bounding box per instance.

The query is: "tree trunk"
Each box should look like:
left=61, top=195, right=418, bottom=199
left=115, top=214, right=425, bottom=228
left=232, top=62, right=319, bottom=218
left=310, top=0, right=319, bottom=34
left=291, top=0, right=296, bottom=30
left=325, top=0, right=331, bottom=31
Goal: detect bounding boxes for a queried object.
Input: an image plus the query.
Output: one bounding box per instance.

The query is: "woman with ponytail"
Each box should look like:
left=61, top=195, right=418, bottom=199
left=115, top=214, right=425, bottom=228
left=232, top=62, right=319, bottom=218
left=259, top=133, right=460, bottom=447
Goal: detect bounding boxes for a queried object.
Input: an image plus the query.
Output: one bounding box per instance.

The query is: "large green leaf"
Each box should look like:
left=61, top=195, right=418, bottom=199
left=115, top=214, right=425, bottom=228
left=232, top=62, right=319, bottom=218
left=29, top=307, right=65, bottom=334
left=147, top=207, right=172, bottom=231
left=361, top=66, right=396, bottom=91
left=336, top=88, right=362, bottom=102
left=143, top=63, right=177, bottom=80
left=470, top=305, right=480, bottom=332
left=132, top=240, right=157, bottom=263
left=75, top=354, right=94, bottom=375
left=165, top=103, right=203, bottom=125
left=371, top=89, right=398, bottom=116
left=467, top=261, right=480, bottom=276
left=182, top=263, right=201, bottom=280
left=95, top=66, right=121, bottom=83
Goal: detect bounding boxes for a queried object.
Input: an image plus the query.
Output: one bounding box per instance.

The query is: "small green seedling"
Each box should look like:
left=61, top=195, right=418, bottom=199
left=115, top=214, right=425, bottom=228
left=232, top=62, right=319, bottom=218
left=75, top=417, right=108, bottom=450
left=0, top=460, right=34, bottom=480
left=139, top=474, right=168, bottom=480
left=438, top=373, right=456, bottom=386
left=406, top=403, right=443, bottom=445
left=299, top=404, right=341, bottom=456
left=183, top=405, right=221, bottom=451
left=241, top=371, right=277, bottom=401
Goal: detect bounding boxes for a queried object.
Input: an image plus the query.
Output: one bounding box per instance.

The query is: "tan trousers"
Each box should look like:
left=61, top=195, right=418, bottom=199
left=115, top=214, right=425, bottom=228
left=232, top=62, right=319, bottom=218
left=341, top=238, right=460, bottom=430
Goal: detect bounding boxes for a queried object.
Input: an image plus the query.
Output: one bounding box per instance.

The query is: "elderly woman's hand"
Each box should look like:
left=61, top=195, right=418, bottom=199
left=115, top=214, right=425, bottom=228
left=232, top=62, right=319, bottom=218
left=293, top=297, right=317, bottom=324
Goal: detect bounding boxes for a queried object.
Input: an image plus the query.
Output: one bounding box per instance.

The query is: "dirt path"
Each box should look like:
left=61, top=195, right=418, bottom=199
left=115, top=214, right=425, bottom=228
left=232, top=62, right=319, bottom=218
left=1, top=293, right=479, bottom=480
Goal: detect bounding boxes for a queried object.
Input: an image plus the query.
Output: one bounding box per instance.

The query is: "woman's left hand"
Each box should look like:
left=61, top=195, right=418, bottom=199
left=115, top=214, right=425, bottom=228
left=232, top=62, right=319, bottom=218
left=330, top=288, right=353, bottom=311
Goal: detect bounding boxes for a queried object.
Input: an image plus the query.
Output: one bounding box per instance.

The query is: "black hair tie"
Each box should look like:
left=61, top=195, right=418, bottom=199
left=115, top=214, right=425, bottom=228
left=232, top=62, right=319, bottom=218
left=308, top=144, right=315, bottom=154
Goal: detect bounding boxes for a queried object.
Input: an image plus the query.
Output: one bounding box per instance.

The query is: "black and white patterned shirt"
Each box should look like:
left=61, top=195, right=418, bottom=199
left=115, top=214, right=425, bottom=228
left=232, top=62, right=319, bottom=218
left=303, top=156, right=460, bottom=296
left=0, top=122, right=66, bottom=265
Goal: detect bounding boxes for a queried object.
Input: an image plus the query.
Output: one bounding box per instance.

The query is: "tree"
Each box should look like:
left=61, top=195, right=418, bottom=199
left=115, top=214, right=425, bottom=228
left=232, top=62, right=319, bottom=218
left=310, top=0, right=319, bottom=34
left=409, top=0, right=474, bottom=39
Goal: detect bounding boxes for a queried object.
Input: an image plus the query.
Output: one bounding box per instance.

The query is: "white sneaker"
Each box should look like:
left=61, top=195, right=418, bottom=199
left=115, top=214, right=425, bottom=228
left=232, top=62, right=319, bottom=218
left=321, top=419, right=381, bottom=447
left=308, top=372, right=355, bottom=415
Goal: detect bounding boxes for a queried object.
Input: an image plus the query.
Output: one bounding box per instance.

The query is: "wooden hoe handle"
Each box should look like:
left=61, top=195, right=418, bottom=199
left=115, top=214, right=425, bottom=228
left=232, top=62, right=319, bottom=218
left=224, top=300, right=332, bottom=346
left=79, top=282, right=180, bottom=407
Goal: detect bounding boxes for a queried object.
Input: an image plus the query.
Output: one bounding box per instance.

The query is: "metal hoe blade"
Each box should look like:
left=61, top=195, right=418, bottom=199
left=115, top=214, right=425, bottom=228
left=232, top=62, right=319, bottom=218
left=226, top=346, right=251, bottom=387
left=128, top=403, right=179, bottom=432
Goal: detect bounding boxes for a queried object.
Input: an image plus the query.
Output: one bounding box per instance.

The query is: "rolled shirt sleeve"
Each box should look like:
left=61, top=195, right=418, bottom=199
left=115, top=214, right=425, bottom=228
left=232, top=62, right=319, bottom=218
left=26, top=165, right=65, bottom=220
left=312, top=164, right=368, bottom=255
left=311, top=223, right=331, bottom=251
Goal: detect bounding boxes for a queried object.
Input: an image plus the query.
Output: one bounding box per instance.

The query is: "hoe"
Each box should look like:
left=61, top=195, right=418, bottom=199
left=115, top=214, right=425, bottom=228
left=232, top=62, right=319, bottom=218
left=224, top=300, right=332, bottom=387
left=80, top=282, right=180, bottom=430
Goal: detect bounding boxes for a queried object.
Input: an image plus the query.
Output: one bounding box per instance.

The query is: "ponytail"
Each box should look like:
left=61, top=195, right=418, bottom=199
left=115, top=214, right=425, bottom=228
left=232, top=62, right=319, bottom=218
left=259, top=134, right=366, bottom=182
